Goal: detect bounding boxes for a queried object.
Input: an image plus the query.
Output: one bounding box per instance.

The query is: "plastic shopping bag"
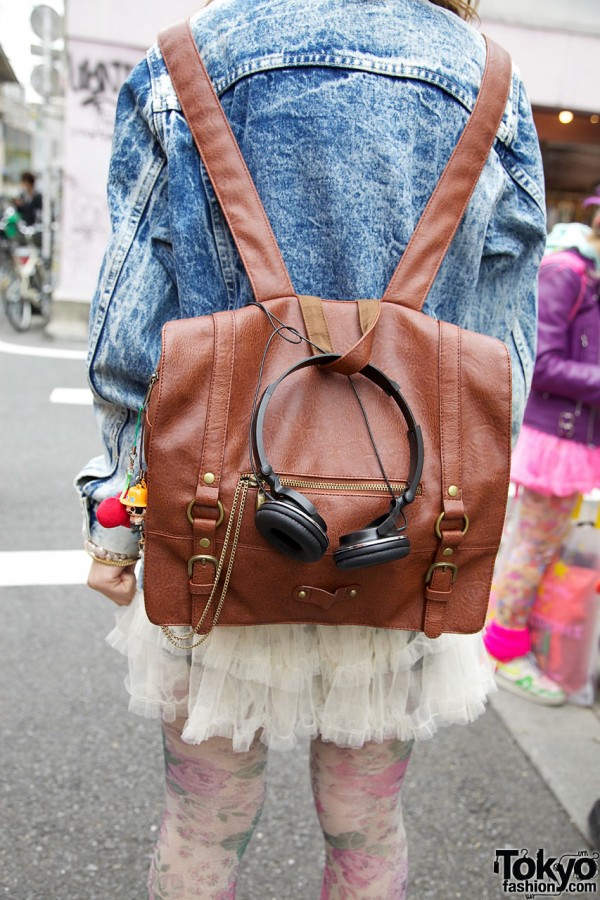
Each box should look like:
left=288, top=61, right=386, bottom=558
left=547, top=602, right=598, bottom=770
left=529, top=521, right=600, bottom=705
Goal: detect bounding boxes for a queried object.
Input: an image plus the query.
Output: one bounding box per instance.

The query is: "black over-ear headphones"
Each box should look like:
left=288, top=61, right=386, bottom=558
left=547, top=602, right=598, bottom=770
left=251, top=354, right=424, bottom=570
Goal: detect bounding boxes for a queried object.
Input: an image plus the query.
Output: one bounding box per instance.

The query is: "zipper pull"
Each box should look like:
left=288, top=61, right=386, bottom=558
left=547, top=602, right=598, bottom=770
left=142, top=372, right=159, bottom=409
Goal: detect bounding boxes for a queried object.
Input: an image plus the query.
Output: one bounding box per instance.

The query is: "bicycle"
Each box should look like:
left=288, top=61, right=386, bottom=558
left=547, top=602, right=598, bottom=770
left=0, top=206, right=52, bottom=332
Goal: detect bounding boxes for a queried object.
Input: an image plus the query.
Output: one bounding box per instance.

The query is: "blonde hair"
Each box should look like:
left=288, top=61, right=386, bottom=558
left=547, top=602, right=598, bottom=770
left=429, top=0, right=479, bottom=21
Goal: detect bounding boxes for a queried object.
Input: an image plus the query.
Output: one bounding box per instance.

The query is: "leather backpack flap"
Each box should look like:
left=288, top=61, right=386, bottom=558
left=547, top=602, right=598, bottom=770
left=144, top=21, right=513, bottom=638
left=291, top=295, right=512, bottom=635
left=144, top=296, right=511, bottom=636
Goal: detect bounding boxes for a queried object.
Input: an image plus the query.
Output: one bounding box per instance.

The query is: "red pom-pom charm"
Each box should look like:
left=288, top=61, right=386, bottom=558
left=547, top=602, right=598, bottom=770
left=97, top=495, right=131, bottom=528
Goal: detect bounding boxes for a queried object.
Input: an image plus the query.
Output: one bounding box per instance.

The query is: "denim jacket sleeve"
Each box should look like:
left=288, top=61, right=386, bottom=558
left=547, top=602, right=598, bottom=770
left=74, top=60, right=178, bottom=555
left=481, top=78, right=546, bottom=445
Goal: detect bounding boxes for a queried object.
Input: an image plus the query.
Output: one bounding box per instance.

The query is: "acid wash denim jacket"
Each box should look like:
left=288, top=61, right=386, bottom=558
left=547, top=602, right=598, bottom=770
left=76, top=0, right=547, bottom=557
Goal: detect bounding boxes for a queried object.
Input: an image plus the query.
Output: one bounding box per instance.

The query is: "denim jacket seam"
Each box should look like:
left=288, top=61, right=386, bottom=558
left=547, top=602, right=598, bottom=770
left=77, top=408, right=135, bottom=539
left=87, top=155, right=166, bottom=368
left=495, top=144, right=545, bottom=214
left=149, top=51, right=513, bottom=147
left=503, top=71, right=519, bottom=146
left=75, top=404, right=128, bottom=492
left=212, top=54, right=477, bottom=101
left=146, top=47, right=172, bottom=147
left=150, top=107, right=167, bottom=150
left=198, top=163, right=239, bottom=309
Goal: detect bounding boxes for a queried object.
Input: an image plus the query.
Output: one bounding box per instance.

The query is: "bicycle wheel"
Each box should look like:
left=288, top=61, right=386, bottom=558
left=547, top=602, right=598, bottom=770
left=31, top=261, right=52, bottom=324
left=0, top=260, right=31, bottom=332
left=38, top=287, right=52, bottom=324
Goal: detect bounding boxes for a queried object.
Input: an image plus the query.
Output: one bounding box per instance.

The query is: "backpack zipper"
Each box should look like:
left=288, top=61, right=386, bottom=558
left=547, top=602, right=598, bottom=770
left=241, top=473, right=419, bottom=494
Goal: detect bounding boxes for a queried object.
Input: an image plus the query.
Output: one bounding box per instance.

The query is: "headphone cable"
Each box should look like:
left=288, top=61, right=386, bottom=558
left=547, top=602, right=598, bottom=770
left=248, top=301, right=397, bottom=506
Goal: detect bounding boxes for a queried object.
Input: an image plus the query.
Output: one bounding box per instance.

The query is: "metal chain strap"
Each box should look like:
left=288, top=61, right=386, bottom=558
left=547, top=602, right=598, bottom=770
left=161, top=478, right=249, bottom=650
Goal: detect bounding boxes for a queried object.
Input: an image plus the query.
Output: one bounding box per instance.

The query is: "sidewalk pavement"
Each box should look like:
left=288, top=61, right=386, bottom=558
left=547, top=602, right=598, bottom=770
left=490, top=688, right=600, bottom=846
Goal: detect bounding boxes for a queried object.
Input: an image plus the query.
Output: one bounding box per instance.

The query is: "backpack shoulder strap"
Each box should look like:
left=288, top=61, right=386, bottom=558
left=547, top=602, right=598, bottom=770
left=159, top=22, right=511, bottom=324
left=159, top=20, right=296, bottom=304
left=382, top=37, right=512, bottom=311
left=324, top=37, right=512, bottom=375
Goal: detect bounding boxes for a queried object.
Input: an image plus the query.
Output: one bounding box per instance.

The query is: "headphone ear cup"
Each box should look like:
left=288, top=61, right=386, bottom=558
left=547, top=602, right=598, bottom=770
left=333, top=533, right=411, bottom=570
left=255, top=499, right=329, bottom=563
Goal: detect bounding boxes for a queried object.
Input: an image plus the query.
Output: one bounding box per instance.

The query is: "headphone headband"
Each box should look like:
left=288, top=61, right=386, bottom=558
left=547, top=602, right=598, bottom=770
left=251, top=353, right=424, bottom=523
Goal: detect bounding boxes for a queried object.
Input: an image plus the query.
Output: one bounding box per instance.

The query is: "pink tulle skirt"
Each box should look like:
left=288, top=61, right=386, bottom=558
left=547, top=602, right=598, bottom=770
left=511, top=424, right=600, bottom=496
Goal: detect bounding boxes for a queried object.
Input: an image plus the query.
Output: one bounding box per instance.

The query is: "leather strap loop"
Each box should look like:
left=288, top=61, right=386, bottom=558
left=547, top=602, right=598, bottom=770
left=159, top=21, right=296, bottom=303
left=424, top=562, right=455, bottom=639
left=324, top=303, right=382, bottom=375
left=299, top=295, right=334, bottom=354
left=438, top=321, right=464, bottom=520
left=423, top=322, right=465, bottom=636
left=293, top=584, right=360, bottom=611
left=300, top=296, right=380, bottom=368
left=189, top=312, right=235, bottom=606
left=358, top=299, right=379, bottom=336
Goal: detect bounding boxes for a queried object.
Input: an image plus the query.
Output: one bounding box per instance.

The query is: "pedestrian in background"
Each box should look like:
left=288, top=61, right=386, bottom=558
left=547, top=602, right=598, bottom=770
left=77, top=0, right=546, bottom=895
left=484, top=190, right=600, bottom=705
left=13, top=172, right=42, bottom=227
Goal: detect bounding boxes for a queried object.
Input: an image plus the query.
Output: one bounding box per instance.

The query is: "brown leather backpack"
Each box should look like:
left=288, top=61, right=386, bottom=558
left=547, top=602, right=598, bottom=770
left=142, top=21, right=513, bottom=644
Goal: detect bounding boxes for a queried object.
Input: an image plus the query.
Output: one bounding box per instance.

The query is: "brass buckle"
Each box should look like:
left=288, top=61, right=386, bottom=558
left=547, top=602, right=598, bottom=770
left=426, top=562, right=458, bottom=584
left=434, top=512, right=469, bottom=540
left=187, top=554, right=218, bottom=578
left=187, top=499, right=225, bottom=527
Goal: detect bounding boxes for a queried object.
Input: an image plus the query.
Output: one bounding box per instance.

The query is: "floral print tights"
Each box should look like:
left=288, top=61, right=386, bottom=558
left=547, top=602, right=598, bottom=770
left=494, top=488, right=580, bottom=629
left=148, top=719, right=413, bottom=898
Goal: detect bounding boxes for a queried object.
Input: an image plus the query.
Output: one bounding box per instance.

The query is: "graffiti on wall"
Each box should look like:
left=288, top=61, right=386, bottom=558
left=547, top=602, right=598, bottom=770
left=67, top=51, right=136, bottom=138
left=70, top=57, right=134, bottom=108
left=58, top=40, right=142, bottom=301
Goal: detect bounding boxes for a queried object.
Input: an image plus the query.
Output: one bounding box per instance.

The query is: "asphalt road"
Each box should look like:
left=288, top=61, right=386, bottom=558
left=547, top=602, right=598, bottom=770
left=0, top=311, right=592, bottom=899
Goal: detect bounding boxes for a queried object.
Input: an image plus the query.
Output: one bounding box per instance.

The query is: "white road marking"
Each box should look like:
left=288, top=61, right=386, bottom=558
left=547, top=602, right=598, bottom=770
left=0, top=550, right=91, bottom=586
left=50, top=387, right=93, bottom=405
left=0, top=338, right=86, bottom=360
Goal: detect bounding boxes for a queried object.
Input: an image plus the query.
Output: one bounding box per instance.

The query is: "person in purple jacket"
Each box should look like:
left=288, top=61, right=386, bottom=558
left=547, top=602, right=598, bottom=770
left=484, top=189, right=600, bottom=705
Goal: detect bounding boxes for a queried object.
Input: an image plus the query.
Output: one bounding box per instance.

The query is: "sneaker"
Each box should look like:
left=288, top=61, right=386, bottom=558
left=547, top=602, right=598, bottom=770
left=494, top=655, right=567, bottom=706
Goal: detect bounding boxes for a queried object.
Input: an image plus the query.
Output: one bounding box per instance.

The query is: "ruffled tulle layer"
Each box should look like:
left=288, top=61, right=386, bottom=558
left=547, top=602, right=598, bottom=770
left=107, top=592, right=496, bottom=752
left=511, top=424, right=600, bottom=496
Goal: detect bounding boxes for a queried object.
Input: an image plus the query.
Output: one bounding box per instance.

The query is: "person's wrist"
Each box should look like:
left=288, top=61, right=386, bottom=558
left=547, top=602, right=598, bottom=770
left=85, top=538, right=139, bottom=568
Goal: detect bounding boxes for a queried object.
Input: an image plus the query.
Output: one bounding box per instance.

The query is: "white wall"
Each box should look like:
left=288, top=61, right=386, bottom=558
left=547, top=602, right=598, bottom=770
left=58, top=0, right=600, bottom=305
left=480, top=0, right=600, bottom=34
left=67, top=1, right=202, bottom=46
left=56, top=0, right=204, bottom=305
left=478, top=18, right=600, bottom=112
left=479, top=0, right=600, bottom=111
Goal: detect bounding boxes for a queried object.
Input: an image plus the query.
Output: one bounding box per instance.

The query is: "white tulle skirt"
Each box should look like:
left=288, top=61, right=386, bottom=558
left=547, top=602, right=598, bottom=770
left=107, top=592, right=496, bottom=752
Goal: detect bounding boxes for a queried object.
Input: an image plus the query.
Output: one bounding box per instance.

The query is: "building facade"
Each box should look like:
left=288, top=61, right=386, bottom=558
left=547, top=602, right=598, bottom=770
left=55, top=0, right=600, bottom=313
left=480, top=0, right=600, bottom=226
left=56, top=0, right=202, bottom=317
left=0, top=46, right=33, bottom=200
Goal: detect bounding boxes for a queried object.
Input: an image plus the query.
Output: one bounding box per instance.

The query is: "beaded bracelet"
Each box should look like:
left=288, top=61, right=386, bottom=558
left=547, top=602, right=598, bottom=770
left=85, top=538, right=139, bottom=568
